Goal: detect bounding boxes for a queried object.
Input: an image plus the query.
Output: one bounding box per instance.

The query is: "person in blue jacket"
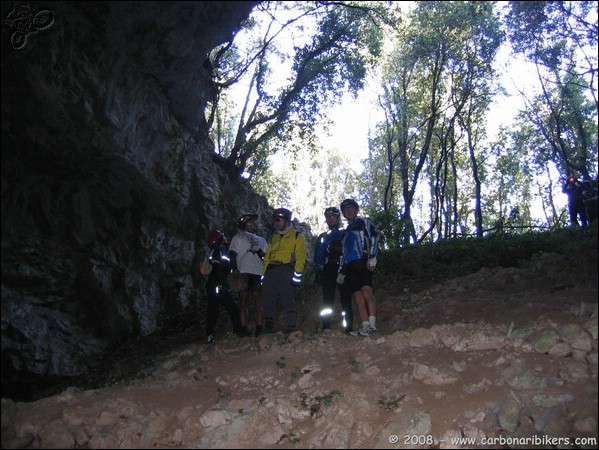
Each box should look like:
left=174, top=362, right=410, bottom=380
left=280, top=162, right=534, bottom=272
left=337, top=199, right=379, bottom=336
left=314, top=206, right=353, bottom=333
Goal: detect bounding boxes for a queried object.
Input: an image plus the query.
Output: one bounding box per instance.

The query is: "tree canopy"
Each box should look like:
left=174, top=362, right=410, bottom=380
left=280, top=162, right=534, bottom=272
left=204, top=1, right=598, bottom=241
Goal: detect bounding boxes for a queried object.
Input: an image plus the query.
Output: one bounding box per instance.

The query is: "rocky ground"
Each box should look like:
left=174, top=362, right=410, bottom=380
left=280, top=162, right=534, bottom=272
left=1, top=261, right=598, bottom=449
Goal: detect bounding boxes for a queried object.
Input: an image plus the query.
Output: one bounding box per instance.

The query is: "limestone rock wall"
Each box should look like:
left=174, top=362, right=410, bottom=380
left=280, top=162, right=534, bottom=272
left=1, top=1, right=263, bottom=400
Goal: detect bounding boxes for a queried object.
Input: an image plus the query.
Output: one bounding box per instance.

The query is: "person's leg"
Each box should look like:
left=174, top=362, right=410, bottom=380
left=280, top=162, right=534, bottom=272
left=279, top=266, right=298, bottom=332
left=355, top=263, right=377, bottom=332
left=577, top=200, right=588, bottom=227
left=353, top=290, right=370, bottom=334
left=252, top=290, right=264, bottom=335
left=261, top=268, right=279, bottom=332
left=345, top=260, right=369, bottom=334
left=569, top=201, right=580, bottom=226
left=221, top=289, right=242, bottom=335
left=339, top=283, right=353, bottom=333
left=249, top=275, right=264, bottom=336
left=206, top=291, right=219, bottom=339
left=320, top=265, right=337, bottom=329
left=238, top=289, right=250, bottom=335
left=247, top=275, right=263, bottom=324
left=361, top=285, right=377, bottom=330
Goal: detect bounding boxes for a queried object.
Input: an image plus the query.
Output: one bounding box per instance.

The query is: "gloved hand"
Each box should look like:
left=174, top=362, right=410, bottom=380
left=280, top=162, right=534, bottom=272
left=291, top=271, right=302, bottom=288
left=250, top=248, right=266, bottom=259
left=336, top=272, right=345, bottom=285
left=367, top=257, right=377, bottom=271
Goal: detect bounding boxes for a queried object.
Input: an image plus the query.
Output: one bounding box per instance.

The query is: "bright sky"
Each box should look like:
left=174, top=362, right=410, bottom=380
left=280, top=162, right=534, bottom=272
left=320, top=92, right=375, bottom=172
left=230, top=1, right=592, bottom=229
left=268, top=40, right=547, bottom=231
left=324, top=40, right=537, bottom=171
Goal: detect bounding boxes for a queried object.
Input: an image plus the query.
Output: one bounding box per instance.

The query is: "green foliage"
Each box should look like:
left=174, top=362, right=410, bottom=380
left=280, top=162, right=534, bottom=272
left=290, top=366, right=301, bottom=381
left=363, top=0, right=505, bottom=243
left=301, top=325, right=323, bottom=342
left=505, top=1, right=597, bottom=60
left=299, top=390, right=342, bottom=410
left=253, top=146, right=360, bottom=232
left=209, top=1, right=386, bottom=178
left=504, top=1, right=598, bottom=180
left=368, top=210, right=410, bottom=249
left=216, top=387, right=232, bottom=403
left=378, top=394, right=406, bottom=410
left=314, top=389, right=342, bottom=406
left=375, top=225, right=598, bottom=284
left=214, top=1, right=596, bottom=242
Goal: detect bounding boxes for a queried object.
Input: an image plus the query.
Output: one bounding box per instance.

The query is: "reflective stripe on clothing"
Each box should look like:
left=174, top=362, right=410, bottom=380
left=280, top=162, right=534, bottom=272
left=261, top=264, right=298, bottom=329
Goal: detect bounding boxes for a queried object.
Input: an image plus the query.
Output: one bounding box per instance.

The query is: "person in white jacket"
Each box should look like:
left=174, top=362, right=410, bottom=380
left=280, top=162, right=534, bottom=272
left=229, top=214, right=268, bottom=337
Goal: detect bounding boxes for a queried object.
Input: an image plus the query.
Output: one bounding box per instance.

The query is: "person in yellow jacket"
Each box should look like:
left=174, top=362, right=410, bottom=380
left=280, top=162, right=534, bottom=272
left=261, top=207, right=307, bottom=333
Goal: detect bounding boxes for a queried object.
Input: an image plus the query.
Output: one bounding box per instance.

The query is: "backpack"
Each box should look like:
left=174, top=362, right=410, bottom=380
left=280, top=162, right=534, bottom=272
left=199, top=249, right=213, bottom=276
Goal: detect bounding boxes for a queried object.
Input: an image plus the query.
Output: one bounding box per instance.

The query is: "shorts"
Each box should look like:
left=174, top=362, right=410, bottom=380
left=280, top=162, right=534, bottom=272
left=345, top=258, right=373, bottom=294
left=235, top=273, right=262, bottom=293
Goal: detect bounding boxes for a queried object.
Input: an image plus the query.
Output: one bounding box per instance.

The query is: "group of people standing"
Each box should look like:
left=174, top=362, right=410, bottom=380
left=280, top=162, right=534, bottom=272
left=202, top=198, right=379, bottom=343
left=562, top=175, right=598, bottom=228
left=314, top=199, right=379, bottom=336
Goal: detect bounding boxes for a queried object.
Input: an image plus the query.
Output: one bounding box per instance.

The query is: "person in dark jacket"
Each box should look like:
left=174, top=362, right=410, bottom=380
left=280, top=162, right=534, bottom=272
left=563, top=176, right=588, bottom=227
left=204, top=229, right=243, bottom=344
left=314, top=206, right=353, bottom=333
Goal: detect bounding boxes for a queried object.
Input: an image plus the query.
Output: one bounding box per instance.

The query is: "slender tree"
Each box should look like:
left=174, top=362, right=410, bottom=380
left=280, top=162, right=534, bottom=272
left=504, top=1, right=598, bottom=179
left=207, top=1, right=388, bottom=179
left=369, top=1, right=502, bottom=244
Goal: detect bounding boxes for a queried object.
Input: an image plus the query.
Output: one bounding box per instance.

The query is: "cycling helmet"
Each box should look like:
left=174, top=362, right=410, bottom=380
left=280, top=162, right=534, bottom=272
left=340, top=198, right=359, bottom=211
left=324, top=206, right=341, bottom=217
left=238, top=213, right=258, bottom=229
left=272, top=207, right=292, bottom=221
left=207, top=229, right=225, bottom=248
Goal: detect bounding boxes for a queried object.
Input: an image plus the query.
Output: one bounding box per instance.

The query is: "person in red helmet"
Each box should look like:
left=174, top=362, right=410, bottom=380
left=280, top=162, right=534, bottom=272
left=261, top=208, right=307, bottom=334
left=203, top=230, right=243, bottom=344
left=562, top=176, right=587, bottom=227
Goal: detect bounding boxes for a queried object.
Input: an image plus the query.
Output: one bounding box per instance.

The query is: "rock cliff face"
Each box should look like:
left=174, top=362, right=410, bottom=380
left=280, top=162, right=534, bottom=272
left=1, top=1, right=263, bottom=400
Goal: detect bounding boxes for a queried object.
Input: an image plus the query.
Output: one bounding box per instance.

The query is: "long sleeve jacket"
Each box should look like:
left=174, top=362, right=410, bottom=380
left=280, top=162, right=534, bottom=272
left=263, top=228, right=307, bottom=275
left=340, top=217, right=378, bottom=265
left=206, top=245, right=232, bottom=290
left=314, top=225, right=345, bottom=273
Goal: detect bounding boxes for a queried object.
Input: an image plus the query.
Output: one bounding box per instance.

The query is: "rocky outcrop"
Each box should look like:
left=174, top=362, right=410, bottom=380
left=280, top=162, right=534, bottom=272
left=1, top=1, right=262, bottom=400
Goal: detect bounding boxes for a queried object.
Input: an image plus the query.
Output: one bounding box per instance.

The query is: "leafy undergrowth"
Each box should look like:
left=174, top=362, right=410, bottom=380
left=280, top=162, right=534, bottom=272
left=374, top=225, right=598, bottom=285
